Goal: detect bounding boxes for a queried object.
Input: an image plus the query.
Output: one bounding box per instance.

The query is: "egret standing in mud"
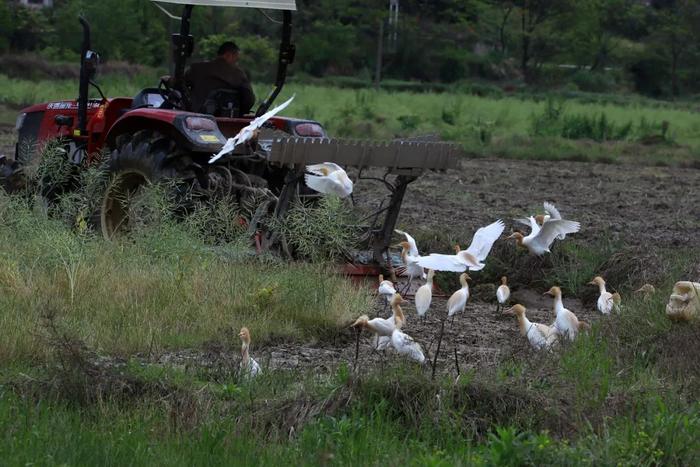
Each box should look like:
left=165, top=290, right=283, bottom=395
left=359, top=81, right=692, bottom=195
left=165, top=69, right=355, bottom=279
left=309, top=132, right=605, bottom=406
left=390, top=328, right=426, bottom=364
left=351, top=293, right=407, bottom=367
left=414, top=269, right=434, bottom=319
left=588, top=276, right=614, bottom=315
left=432, top=273, right=470, bottom=379
left=503, top=304, right=558, bottom=350
left=239, top=327, right=262, bottom=379
left=496, top=276, right=510, bottom=312
left=544, top=286, right=589, bottom=341
left=377, top=274, right=397, bottom=314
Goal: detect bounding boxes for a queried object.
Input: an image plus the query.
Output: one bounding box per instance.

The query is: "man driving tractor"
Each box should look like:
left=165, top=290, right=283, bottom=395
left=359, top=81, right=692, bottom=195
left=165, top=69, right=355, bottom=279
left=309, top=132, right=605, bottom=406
left=185, top=41, right=256, bottom=115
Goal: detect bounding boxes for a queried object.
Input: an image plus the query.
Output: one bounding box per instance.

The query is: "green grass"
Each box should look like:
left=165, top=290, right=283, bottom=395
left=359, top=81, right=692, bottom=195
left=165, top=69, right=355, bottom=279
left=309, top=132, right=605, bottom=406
left=0, top=191, right=371, bottom=363
left=2, top=73, right=699, bottom=165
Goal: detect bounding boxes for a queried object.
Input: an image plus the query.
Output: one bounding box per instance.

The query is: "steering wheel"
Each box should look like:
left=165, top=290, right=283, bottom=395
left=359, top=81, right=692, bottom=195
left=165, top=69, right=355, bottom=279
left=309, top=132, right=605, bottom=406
left=158, top=77, right=184, bottom=110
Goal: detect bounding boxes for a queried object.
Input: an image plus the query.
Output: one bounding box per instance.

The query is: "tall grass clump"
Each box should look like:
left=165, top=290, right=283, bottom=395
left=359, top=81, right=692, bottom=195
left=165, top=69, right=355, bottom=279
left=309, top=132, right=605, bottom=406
left=269, top=196, right=360, bottom=262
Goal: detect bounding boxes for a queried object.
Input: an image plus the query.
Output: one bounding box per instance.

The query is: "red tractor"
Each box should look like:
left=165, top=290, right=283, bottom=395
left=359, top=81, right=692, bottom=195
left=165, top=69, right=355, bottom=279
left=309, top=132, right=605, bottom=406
left=4, top=0, right=457, bottom=275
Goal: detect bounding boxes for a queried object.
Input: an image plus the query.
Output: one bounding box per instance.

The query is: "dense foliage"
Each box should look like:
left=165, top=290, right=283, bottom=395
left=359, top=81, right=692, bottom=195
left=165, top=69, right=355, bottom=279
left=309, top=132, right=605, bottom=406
left=1, top=0, right=700, bottom=96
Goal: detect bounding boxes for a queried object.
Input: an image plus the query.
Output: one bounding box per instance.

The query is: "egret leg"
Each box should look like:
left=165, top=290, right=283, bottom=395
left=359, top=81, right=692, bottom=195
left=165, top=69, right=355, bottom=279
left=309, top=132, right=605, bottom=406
left=400, top=276, right=413, bottom=296
left=453, top=347, right=460, bottom=377
left=353, top=328, right=361, bottom=372
left=431, top=318, right=446, bottom=381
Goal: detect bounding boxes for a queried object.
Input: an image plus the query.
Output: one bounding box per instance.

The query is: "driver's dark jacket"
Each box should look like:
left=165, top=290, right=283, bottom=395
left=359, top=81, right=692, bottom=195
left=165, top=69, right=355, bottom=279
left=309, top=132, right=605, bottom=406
left=184, top=57, right=255, bottom=114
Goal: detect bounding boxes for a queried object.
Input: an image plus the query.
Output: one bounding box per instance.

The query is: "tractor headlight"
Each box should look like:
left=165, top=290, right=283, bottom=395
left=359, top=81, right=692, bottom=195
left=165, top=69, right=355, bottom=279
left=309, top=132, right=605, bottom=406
left=185, top=117, right=217, bottom=131
left=294, top=122, right=325, bottom=137
left=15, top=113, right=26, bottom=132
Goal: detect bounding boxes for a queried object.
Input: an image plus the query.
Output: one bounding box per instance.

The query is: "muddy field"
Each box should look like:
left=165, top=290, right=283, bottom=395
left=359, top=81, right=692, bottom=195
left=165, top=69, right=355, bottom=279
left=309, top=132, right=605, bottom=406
left=141, top=158, right=700, bottom=378
left=2, top=124, right=698, bottom=376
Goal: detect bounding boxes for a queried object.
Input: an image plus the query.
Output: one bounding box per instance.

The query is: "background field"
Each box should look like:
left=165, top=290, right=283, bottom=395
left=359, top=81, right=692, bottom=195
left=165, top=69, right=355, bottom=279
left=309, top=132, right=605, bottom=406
left=2, top=71, right=699, bottom=167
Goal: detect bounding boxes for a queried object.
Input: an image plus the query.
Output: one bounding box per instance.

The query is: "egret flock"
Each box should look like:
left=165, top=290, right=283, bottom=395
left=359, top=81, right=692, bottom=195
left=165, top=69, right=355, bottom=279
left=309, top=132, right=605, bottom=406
left=237, top=199, right=626, bottom=379
left=213, top=101, right=619, bottom=377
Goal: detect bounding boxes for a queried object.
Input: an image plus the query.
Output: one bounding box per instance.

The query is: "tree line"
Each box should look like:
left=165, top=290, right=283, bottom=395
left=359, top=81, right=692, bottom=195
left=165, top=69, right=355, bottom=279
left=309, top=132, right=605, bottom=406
left=1, top=0, right=699, bottom=97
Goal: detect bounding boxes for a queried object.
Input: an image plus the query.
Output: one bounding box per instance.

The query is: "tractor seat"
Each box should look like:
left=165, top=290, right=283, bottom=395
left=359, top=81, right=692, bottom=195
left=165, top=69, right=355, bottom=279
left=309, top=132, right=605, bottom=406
left=199, top=88, right=241, bottom=118
left=131, top=88, right=166, bottom=109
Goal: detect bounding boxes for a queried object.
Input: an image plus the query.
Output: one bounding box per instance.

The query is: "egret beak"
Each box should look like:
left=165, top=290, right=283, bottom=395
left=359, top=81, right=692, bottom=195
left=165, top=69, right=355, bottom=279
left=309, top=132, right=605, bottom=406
left=506, top=233, right=517, bottom=240
left=502, top=306, right=515, bottom=316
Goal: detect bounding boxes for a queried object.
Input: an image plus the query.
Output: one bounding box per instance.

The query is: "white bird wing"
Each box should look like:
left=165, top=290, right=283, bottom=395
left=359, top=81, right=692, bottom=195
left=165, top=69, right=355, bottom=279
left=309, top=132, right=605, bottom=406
left=465, top=219, right=505, bottom=262
left=528, top=216, right=541, bottom=236
left=394, top=229, right=419, bottom=257
left=306, top=162, right=343, bottom=176
left=248, top=94, right=296, bottom=131
left=378, top=281, right=396, bottom=296
left=305, top=164, right=353, bottom=198
left=514, top=218, right=532, bottom=227
left=210, top=134, right=243, bottom=163
left=373, top=334, right=392, bottom=351
left=334, top=170, right=354, bottom=197
left=241, top=357, right=262, bottom=377
left=496, top=285, right=509, bottom=304
left=598, top=293, right=613, bottom=314
left=528, top=323, right=552, bottom=350
left=391, top=330, right=425, bottom=363
left=209, top=94, right=295, bottom=164
left=250, top=358, right=261, bottom=376
left=416, top=253, right=466, bottom=273
left=530, top=219, right=580, bottom=250
left=543, top=202, right=562, bottom=220
left=368, top=317, right=396, bottom=336
left=414, top=284, right=432, bottom=316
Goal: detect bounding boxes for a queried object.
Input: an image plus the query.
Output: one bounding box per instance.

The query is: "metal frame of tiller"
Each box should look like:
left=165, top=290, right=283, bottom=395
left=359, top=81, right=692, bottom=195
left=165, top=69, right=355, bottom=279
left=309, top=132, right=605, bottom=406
left=263, top=137, right=460, bottom=275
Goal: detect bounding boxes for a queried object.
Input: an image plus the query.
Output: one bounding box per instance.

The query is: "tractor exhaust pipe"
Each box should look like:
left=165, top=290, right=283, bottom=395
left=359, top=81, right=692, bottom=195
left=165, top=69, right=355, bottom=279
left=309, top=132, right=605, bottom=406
left=77, top=16, right=91, bottom=136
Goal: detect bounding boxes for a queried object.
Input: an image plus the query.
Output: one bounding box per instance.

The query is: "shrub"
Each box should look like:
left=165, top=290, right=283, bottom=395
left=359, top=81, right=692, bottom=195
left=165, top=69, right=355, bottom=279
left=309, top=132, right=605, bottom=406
left=267, top=196, right=359, bottom=263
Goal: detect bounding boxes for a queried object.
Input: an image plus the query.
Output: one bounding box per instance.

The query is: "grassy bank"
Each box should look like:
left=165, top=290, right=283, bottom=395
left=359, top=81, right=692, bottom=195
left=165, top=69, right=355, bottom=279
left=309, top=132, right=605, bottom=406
left=1, top=73, right=698, bottom=166
left=1, top=287, right=699, bottom=465
left=0, top=191, right=370, bottom=363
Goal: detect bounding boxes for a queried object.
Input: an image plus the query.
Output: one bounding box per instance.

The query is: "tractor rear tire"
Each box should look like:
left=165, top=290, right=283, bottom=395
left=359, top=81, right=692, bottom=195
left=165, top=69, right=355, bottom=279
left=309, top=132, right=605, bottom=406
left=100, top=130, right=184, bottom=239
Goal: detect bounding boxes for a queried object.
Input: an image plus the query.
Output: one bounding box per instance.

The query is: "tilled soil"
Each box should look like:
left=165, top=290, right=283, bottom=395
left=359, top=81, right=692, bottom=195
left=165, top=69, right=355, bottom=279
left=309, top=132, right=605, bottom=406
left=151, top=158, right=698, bottom=376
left=2, top=134, right=696, bottom=376
left=392, top=158, right=700, bottom=249
left=147, top=291, right=593, bottom=379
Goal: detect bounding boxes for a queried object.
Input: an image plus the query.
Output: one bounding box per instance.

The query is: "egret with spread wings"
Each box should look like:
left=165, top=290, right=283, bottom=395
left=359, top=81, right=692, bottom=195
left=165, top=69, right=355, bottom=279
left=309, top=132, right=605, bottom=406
left=416, top=220, right=505, bottom=272
left=507, top=216, right=580, bottom=256
left=304, top=162, right=353, bottom=198
left=209, top=94, right=295, bottom=164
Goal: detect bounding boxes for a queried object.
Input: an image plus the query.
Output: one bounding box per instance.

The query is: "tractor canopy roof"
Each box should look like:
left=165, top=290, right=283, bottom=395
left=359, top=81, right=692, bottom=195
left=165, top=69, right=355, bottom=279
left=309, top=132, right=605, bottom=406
left=150, top=0, right=296, bottom=9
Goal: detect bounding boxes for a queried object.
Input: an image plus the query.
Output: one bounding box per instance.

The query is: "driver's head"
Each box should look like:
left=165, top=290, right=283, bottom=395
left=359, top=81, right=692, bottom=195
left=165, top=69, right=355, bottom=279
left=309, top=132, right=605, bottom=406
left=217, top=41, right=240, bottom=65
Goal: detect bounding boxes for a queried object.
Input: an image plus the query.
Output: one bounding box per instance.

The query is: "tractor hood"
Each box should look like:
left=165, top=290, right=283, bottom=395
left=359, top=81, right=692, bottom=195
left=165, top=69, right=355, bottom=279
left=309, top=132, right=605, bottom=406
left=150, top=0, right=296, bottom=9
